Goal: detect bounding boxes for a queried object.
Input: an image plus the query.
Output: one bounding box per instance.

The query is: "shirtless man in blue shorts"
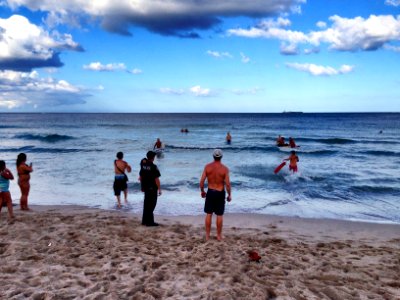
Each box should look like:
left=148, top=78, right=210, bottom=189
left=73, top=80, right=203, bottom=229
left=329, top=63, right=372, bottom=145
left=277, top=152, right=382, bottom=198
left=200, top=149, right=232, bottom=241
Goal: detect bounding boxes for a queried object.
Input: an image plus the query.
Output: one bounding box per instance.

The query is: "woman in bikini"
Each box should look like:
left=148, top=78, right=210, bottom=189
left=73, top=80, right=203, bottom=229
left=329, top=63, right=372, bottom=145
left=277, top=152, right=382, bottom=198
left=16, top=153, right=33, bottom=211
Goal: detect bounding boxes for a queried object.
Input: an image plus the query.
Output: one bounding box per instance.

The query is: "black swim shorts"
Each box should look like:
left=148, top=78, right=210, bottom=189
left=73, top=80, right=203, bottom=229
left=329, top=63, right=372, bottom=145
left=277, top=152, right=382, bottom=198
left=113, top=178, right=127, bottom=196
left=204, top=189, right=226, bottom=216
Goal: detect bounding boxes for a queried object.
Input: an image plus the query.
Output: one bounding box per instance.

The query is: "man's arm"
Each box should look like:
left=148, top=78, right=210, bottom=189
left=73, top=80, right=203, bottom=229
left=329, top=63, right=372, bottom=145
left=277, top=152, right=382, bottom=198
left=126, top=162, right=132, bottom=173
left=225, top=168, right=231, bottom=201
left=199, top=167, right=207, bottom=198
left=155, top=177, right=162, bottom=196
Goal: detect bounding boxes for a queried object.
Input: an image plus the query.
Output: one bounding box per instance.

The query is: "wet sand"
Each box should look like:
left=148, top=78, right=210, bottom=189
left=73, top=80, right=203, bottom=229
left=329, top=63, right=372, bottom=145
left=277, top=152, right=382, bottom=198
left=1, top=205, right=399, bottom=299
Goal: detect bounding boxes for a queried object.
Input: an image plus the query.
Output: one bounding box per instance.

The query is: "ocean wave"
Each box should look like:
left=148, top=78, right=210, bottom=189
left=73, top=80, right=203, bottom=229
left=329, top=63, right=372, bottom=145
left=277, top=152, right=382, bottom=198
left=141, top=180, right=244, bottom=192
left=238, top=165, right=286, bottom=182
left=350, top=185, right=400, bottom=194
left=0, top=125, right=20, bottom=129
left=296, top=137, right=356, bottom=144
left=167, top=144, right=277, bottom=152
left=301, top=150, right=338, bottom=156
left=0, top=146, right=102, bottom=153
left=296, top=137, right=398, bottom=145
left=15, top=133, right=75, bottom=143
left=263, top=199, right=291, bottom=207
left=98, top=124, right=137, bottom=129
left=360, top=150, right=400, bottom=157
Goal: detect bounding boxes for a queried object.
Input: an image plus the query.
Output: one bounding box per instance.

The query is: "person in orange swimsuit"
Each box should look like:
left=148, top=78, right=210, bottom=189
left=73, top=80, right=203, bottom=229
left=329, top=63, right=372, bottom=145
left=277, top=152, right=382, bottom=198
left=285, top=150, right=299, bottom=173
left=153, top=138, right=162, bottom=150
left=16, top=153, right=33, bottom=211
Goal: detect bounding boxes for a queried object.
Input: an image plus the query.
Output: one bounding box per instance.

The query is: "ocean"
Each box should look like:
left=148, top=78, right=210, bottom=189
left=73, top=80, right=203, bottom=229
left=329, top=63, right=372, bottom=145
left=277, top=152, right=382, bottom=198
left=0, top=113, right=399, bottom=224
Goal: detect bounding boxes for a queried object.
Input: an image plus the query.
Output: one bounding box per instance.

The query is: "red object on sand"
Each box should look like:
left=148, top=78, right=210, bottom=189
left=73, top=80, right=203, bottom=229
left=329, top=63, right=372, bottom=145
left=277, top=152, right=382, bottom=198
left=248, top=250, right=261, bottom=262
left=274, top=162, right=286, bottom=174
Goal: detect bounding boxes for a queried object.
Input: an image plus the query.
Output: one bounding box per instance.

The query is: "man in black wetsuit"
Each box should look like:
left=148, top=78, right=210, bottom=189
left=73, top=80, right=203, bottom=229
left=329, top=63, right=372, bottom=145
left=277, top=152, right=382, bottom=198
left=139, top=151, right=162, bottom=226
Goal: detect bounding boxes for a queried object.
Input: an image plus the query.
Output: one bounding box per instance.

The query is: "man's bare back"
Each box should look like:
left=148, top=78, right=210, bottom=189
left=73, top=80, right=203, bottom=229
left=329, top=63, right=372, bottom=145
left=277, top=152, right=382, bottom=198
left=201, top=162, right=228, bottom=191
left=115, top=160, right=131, bottom=174
left=200, top=161, right=231, bottom=200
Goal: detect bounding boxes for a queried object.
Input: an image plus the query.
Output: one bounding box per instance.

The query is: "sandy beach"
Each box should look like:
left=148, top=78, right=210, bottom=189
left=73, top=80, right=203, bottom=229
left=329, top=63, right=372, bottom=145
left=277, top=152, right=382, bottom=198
left=1, top=205, right=399, bottom=300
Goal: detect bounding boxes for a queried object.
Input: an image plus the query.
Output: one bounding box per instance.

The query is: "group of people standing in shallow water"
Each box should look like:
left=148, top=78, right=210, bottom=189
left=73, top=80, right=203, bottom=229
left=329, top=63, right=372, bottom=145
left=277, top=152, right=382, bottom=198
left=0, top=153, right=33, bottom=222
left=1, top=133, right=296, bottom=240
left=114, top=147, right=232, bottom=241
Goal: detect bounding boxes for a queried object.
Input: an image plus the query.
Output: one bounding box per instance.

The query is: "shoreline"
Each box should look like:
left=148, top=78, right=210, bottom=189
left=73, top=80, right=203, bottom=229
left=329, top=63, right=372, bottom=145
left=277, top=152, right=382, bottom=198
left=1, top=205, right=399, bottom=299
left=5, top=202, right=400, bottom=225
left=19, top=202, right=400, bottom=225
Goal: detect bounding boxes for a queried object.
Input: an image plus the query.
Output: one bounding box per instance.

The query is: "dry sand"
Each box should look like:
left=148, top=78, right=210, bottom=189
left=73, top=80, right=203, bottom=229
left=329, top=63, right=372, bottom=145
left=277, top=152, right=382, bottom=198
left=1, top=205, right=399, bottom=300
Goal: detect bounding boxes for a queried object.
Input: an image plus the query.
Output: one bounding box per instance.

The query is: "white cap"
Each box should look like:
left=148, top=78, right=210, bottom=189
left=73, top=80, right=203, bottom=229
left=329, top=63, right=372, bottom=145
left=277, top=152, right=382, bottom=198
left=213, top=149, right=223, bottom=158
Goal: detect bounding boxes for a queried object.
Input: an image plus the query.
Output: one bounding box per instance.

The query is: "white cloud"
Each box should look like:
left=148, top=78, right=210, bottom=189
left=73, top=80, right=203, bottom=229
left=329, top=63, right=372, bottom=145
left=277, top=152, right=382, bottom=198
left=190, top=85, right=211, bottom=97
left=160, top=88, right=185, bottom=95
left=206, top=51, right=233, bottom=59
left=240, top=52, right=250, bottom=63
left=286, top=62, right=354, bottom=76
left=4, top=0, right=305, bottom=37
left=228, top=14, right=400, bottom=53
left=0, top=15, right=82, bottom=71
left=384, top=44, right=400, bottom=52
left=259, top=17, right=292, bottom=28
left=303, top=48, right=320, bottom=55
left=159, top=86, right=212, bottom=96
left=0, top=70, right=88, bottom=109
left=83, top=62, right=126, bottom=72
left=130, top=68, right=142, bottom=74
left=314, top=15, right=400, bottom=51
left=385, top=0, right=400, bottom=7
left=83, top=62, right=142, bottom=74
left=227, top=17, right=308, bottom=42
left=0, top=97, right=21, bottom=110
left=280, top=43, right=299, bottom=55
left=316, top=21, right=327, bottom=28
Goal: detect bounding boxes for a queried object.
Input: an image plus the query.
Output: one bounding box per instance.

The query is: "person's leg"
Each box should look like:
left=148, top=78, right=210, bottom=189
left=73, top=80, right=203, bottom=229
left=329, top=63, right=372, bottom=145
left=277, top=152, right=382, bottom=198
left=122, top=179, right=128, bottom=204
left=113, top=181, right=122, bottom=208
left=4, top=192, right=14, bottom=220
left=214, top=191, right=226, bottom=241
left=19, top=182, right=24, bottom=210
left=216, top=215, right=223, bottom=241
left=205, top=213, right=212, bottom=241
left=123, top=189, right=128, bottom=204
left=19, top=183, right=30, bottom=210
left=0, top=193, right=3, bottom=214
left=149, top=191, right=158, bottom=224
left=116, top=195, right=121, bottom=208
left=141, top=193, right=147, bottom=225
left=24, top=183, right=30, bottom=210
left=142, top=191, right=152, bottom=225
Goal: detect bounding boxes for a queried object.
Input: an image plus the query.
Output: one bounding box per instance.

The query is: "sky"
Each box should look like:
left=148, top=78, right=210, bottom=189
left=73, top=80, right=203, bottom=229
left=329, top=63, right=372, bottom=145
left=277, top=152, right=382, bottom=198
left=0, top=0, right=399, bottom=112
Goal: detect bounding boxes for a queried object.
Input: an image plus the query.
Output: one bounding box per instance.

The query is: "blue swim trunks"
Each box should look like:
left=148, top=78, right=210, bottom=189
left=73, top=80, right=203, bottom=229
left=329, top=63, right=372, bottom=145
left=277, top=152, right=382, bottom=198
left=113, top=175, right=127, bottom=196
